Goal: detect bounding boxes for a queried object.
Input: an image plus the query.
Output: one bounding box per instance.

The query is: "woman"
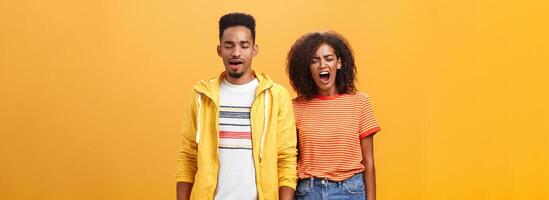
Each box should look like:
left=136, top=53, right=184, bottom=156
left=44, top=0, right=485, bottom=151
left=287, top=31, right=381, bottom=200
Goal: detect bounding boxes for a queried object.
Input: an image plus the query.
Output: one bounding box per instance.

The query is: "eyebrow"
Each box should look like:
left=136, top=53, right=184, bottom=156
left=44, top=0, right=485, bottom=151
left=312, top=54, right=335, bottom=59
left=223, top=40, right=251, bottom=46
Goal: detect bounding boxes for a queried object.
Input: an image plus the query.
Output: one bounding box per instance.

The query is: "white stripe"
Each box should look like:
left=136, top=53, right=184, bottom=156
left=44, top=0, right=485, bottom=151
left=195, top=93, right=201, bottom=144
left=219, top=125, right=252, bottom=132
left=219, top=139, right=252, bottom=146
left=219, top=118, right=251, bottom=125
left=260, top=89, right=269, bottom=160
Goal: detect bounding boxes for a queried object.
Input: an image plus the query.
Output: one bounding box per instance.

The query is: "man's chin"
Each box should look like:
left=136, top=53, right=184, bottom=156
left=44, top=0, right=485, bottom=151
left=227, top=71, right=244, bottom=79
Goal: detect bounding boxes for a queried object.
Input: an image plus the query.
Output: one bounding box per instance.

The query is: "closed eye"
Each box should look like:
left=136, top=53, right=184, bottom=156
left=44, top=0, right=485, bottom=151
left=223, top=42, right=235, bottom=48
left=240, top=41, right=250, bottom=48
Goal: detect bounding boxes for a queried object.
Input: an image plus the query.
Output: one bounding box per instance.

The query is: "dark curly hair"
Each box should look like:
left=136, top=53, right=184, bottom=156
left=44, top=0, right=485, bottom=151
left=219, top=12, right=256, bottom=43
left=287, top=31, right=357, bottom=99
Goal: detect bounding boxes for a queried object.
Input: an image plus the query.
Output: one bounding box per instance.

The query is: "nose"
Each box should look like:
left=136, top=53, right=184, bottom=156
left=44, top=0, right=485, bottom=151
left=231, top=46, right=241, bottom=58
left=319, top=59, right=328, bottom=69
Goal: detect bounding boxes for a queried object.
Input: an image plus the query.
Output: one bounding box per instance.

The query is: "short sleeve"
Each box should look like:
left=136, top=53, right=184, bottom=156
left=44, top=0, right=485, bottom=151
left=358, top=93, right=381, bottom=139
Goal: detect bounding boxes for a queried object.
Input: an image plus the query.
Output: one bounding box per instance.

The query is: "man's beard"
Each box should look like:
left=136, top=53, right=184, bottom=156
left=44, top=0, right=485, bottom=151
left=228, top=71, right=244, bottom=78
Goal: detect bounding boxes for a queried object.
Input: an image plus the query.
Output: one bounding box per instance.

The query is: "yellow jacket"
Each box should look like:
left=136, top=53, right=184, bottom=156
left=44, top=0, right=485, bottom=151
left=176, top=72, right=297, bottom=200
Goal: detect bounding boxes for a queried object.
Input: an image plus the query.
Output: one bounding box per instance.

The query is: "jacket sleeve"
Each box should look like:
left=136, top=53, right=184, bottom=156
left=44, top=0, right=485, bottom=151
left=276, top=87, right=298, bottom=189
left=176, top=91, right=199, bottom=183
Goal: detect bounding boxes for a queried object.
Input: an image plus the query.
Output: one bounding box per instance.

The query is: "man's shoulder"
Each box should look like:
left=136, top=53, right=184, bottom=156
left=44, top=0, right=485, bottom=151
left=194, top=75, right=219, bottom=86
left=269, top=81, right=289, bottom=91
left=267, top=82, right=293, bottom=98
left=190, top=74, right=222, bottom=92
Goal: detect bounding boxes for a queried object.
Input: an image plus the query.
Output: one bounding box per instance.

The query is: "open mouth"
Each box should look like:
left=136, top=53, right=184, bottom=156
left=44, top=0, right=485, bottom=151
left=319, top=71, right=330, bottom=81
left=229, top=59, right=244, bottom=67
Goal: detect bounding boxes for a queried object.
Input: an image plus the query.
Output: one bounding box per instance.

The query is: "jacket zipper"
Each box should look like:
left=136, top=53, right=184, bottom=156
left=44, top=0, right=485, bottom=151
left=249, top=91, right=262, bottom=199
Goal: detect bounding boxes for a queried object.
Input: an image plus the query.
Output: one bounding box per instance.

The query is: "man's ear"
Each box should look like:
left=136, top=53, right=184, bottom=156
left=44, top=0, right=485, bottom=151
left=216, top=45, right=221, bottom=57
left=253, top=44, right=259, bottom=56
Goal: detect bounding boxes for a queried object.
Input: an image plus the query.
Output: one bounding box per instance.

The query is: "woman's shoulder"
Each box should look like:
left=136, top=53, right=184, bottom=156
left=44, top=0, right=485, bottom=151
left=344, top=91, right=370, bottom=101
left=291, top=95, right=308, bottom=104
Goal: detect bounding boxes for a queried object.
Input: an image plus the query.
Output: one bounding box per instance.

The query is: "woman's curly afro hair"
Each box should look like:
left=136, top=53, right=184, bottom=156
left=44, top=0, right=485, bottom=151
left=287, top=31, right=357, bottom=99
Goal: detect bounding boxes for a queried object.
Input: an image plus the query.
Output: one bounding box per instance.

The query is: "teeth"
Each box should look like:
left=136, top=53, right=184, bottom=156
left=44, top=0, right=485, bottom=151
left=320, top=71, right=329, bottom=75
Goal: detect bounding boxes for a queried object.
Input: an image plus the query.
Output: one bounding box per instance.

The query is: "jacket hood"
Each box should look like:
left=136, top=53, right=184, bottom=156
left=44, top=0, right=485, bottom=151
left=193, top=71, right=274, bottom=104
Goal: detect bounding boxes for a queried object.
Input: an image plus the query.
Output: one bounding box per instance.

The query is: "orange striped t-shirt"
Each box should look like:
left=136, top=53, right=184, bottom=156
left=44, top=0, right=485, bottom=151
left=292, top=92, right=381, bottom=181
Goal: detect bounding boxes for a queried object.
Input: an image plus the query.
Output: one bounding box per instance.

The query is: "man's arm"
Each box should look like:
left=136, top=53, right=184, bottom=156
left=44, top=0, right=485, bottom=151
left=361, top=135, right=376, bottom=200
left=176, top=182, right=193, bottom=200
left=176, top=91, right=199, bottom=199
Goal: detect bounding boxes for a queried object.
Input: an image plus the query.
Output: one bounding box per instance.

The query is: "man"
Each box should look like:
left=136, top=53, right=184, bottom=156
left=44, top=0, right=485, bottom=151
left=176, top=13, right=297, bottom=200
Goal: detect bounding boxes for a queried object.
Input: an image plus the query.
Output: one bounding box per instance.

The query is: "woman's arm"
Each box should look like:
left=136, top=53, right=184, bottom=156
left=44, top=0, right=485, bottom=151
left=361, top=134, right=376, bottom=200
left=176, top=182, right=193, bottom=200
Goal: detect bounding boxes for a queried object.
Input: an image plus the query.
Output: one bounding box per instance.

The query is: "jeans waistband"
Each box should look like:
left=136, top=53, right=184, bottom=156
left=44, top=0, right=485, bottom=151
left=299, top=172, right=363, bottom=188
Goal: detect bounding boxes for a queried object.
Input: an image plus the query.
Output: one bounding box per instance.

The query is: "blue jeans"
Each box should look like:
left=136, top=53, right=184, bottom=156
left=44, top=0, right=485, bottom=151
left=295, top=173, right=366, bottom=200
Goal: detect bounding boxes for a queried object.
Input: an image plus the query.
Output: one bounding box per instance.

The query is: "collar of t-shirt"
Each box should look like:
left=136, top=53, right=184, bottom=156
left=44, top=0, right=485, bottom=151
left=221, top=77, right=259, bottom=92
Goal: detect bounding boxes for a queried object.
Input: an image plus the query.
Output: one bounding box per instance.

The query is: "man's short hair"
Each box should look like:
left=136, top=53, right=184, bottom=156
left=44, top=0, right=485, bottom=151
left=219, top=12, right=256, bottom=43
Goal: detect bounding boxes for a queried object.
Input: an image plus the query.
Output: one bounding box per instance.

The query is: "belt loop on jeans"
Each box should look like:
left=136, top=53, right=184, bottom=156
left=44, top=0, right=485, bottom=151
left=309, top=177, right=314, bottom=189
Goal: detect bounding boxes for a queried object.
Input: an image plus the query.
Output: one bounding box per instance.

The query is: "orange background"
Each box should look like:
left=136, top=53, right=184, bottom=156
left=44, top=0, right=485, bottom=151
left=1, top=0, right=548, bottom=199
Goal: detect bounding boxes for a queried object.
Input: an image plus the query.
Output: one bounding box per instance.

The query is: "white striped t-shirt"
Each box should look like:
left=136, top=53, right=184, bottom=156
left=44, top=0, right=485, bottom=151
left=214, top=78, right=258, bottom=200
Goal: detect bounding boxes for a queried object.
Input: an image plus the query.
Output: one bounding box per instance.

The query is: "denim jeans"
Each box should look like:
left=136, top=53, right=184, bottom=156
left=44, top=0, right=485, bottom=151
left=295, top=172, right=366, bottom=200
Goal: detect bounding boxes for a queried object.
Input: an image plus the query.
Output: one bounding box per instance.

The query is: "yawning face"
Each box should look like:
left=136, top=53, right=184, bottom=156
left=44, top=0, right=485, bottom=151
left=217, top=26, right=257, bottom=84
left=309, top=43, right=341, bottom=96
